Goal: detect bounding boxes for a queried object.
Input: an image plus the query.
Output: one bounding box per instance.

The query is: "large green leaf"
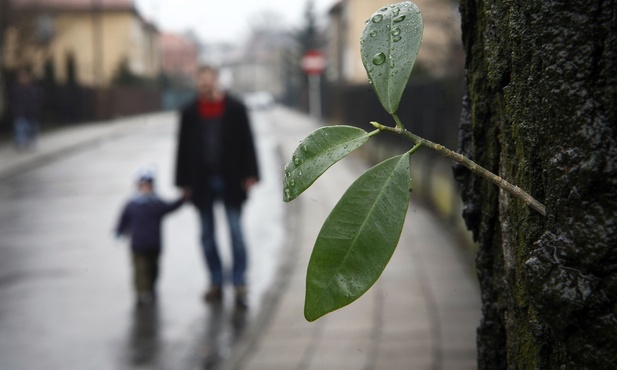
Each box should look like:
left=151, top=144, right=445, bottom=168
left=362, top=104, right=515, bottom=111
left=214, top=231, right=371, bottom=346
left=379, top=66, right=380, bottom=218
left=304, top=153, right=412, bottom=321
left=283, top=126, right=369, bottom=202
left=360, top=2, right=423, bottom=115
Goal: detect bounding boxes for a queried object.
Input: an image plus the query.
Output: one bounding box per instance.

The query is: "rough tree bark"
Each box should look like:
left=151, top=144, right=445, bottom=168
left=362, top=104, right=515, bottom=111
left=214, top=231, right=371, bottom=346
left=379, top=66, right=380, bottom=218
left=454, top=1, right=617, bottom=369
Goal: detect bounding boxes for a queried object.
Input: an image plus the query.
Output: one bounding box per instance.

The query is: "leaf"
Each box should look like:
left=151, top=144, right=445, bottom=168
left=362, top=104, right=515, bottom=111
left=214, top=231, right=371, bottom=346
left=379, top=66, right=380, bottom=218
left=283, top=126, right=370, bottom=202
left=304, top=153, right=412, bottom=321
left=360, top=2, right=423, bottom=115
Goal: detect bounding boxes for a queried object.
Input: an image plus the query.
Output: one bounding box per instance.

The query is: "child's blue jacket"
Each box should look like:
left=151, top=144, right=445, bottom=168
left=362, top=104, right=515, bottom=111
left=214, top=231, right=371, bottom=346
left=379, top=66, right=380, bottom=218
left=116, top=193, right=183, bottom=251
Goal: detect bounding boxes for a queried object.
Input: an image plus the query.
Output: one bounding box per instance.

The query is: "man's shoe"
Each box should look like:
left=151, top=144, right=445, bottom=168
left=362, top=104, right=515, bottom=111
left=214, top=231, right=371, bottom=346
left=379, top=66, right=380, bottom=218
left=204, top=285, right=223, bottom=302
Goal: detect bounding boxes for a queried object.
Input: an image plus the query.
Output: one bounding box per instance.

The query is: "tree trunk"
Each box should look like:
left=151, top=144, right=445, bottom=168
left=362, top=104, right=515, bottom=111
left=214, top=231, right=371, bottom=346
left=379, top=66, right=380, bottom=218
left=454, top=1, right=617, bottom=369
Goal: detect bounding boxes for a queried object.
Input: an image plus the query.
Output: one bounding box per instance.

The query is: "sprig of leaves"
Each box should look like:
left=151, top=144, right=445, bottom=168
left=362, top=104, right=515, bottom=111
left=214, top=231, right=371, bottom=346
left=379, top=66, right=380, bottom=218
left=283, top=1, right=545, bottom=322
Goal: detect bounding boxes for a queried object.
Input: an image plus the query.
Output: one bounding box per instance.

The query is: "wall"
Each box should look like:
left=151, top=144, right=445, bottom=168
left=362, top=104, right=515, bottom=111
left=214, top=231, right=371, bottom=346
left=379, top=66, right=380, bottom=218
left=4, top=9, right=159, bottom=87
left=49, top=10, right=154, bottom=86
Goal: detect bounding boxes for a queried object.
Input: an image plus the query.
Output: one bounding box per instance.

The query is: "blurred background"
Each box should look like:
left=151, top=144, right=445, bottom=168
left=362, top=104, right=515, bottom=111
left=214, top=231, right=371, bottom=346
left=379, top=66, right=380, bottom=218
left=0, top=0, right=463, bottom=116
left=0, top=0, right=467, bottom=231
left=0, top=1, right=478, bottom=368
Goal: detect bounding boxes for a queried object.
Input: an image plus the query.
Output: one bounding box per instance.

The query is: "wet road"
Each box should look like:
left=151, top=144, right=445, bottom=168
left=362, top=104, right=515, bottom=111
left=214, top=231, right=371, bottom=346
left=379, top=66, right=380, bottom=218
left=0, top=109, right=285, bottom=369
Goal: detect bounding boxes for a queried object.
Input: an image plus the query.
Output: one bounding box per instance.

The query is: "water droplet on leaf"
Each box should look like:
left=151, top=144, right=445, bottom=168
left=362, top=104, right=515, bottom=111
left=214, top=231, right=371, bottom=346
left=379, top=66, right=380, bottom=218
left=371, top=14, right=383, bottom=23
left=393, top=15, right=406, bottom=23
left=372, top=52, right=386, bottom=65
left=391, top=27, right=401, bottom=36
left=370, top=30, right=377, bottom=37
left=393, top=36, right=402, bottom=42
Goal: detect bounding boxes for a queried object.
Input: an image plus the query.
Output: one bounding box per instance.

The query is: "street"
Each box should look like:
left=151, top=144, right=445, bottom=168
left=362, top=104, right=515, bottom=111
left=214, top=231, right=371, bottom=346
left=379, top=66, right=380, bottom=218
left=0, top=109, right=285, bottom=369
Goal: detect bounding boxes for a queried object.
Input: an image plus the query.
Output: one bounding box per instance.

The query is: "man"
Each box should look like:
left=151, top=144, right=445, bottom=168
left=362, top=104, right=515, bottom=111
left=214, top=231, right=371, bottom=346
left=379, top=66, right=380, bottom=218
left=11, top=69, right=43, bottom=150
left=175, top=65, right=259, bottom=308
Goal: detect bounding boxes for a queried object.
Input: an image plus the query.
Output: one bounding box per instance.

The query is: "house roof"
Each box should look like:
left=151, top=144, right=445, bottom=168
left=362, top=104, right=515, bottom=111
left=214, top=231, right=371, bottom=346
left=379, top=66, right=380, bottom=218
left=160, top=32, right=197, bottom=51
left=12, top=0, right=135, bottom=11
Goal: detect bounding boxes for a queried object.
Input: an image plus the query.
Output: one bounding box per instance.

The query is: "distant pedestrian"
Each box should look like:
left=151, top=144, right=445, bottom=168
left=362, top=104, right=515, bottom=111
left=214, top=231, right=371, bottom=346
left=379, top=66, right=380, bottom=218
left=175, top=65, right=259, bottom=308
left=11, top=68, right=43, bottom=150
left=116, top=167, right=186, bottom=306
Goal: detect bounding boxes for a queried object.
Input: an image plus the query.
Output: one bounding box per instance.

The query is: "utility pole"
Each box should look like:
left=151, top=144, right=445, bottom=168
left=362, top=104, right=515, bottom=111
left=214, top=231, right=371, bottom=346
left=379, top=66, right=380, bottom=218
left=301, top=49, right=325, bottom=120
left=92, top=0, right=103, bottom=118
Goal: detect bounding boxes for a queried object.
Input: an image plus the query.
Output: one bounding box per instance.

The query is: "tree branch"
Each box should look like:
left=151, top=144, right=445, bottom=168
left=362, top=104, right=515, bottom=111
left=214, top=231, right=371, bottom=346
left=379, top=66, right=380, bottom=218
left=370, top=121, right=547, bottom=216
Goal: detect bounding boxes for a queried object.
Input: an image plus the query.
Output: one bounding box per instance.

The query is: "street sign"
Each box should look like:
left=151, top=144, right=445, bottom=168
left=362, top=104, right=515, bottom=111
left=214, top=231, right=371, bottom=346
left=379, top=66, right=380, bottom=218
left=301, top=50, right=326, bottom=75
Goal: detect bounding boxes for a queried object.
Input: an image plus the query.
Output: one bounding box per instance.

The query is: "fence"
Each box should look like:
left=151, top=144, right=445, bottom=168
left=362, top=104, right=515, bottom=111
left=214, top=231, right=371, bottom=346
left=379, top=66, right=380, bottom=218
left=1, top=82, right=163, bottom=132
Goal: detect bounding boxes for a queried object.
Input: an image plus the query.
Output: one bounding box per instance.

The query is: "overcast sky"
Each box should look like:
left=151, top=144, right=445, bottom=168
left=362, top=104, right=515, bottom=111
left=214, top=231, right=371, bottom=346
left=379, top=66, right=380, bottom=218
left=134, top=0, right=337, bottom=44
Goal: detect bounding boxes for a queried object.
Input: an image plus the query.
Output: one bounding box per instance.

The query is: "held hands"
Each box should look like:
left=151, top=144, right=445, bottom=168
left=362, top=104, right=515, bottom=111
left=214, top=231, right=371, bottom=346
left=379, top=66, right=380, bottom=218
left=182, top=187, right=193, bottom=201
left=243, top=177, right=258, bottom=191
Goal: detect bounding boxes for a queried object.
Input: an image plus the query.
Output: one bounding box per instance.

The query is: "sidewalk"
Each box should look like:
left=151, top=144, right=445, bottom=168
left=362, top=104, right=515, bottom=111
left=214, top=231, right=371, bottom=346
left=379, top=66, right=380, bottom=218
left=220, top=108, right=481, bottom=370
left=0, top=112, right=176, bottom=182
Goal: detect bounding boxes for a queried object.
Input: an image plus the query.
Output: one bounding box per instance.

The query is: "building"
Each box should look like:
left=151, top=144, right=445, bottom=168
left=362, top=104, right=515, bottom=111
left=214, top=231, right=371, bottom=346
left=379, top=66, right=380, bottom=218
left=158, top=32, right=200, bottom=110
left=228, top=28, right=293, bottom=99
left=159, top=32, right=198, bottom=80
left=3, top=0, right=160, bottom=87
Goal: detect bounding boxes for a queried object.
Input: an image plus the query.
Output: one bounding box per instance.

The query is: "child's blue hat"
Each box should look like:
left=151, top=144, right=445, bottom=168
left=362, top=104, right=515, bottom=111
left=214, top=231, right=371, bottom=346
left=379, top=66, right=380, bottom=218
left=136, top=167, right=155, bottom=183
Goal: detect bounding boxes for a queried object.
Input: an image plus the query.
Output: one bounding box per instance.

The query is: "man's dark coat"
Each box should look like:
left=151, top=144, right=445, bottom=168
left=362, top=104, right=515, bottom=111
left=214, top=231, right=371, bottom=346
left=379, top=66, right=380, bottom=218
left=175, top=95, right=259, bottom=208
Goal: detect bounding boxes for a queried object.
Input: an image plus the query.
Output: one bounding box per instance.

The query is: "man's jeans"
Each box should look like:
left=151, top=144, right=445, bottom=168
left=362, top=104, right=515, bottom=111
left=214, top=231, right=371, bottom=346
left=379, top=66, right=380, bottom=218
left=13, top=117, right=38, bottom=149
left=198, top=176, right=248, bottom=287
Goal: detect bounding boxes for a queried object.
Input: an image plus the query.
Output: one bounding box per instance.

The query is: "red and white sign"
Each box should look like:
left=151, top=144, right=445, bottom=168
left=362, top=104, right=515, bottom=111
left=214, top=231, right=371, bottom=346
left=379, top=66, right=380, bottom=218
left=301, top=50, right=326, bottom=75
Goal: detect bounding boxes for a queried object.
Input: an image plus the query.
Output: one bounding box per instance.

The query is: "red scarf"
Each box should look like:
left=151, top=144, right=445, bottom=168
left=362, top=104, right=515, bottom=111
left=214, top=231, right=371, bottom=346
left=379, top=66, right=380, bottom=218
left=198, top=97, right=225, bottom=119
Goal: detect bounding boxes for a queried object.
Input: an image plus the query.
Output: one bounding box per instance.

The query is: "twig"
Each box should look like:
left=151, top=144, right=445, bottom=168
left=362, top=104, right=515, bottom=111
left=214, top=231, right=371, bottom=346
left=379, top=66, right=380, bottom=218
left=370, top=121, right=546, bottom=216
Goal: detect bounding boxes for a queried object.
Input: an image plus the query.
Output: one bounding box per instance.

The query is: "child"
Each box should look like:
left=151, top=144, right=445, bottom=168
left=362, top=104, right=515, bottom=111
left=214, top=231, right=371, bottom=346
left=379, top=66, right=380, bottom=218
left=116, top=167, right=185, bottom=306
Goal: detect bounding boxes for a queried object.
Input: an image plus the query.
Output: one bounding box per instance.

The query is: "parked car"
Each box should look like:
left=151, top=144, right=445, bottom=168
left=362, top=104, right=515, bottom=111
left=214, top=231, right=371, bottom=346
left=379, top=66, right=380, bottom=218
left=243, top=92, right=275, bottom=110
